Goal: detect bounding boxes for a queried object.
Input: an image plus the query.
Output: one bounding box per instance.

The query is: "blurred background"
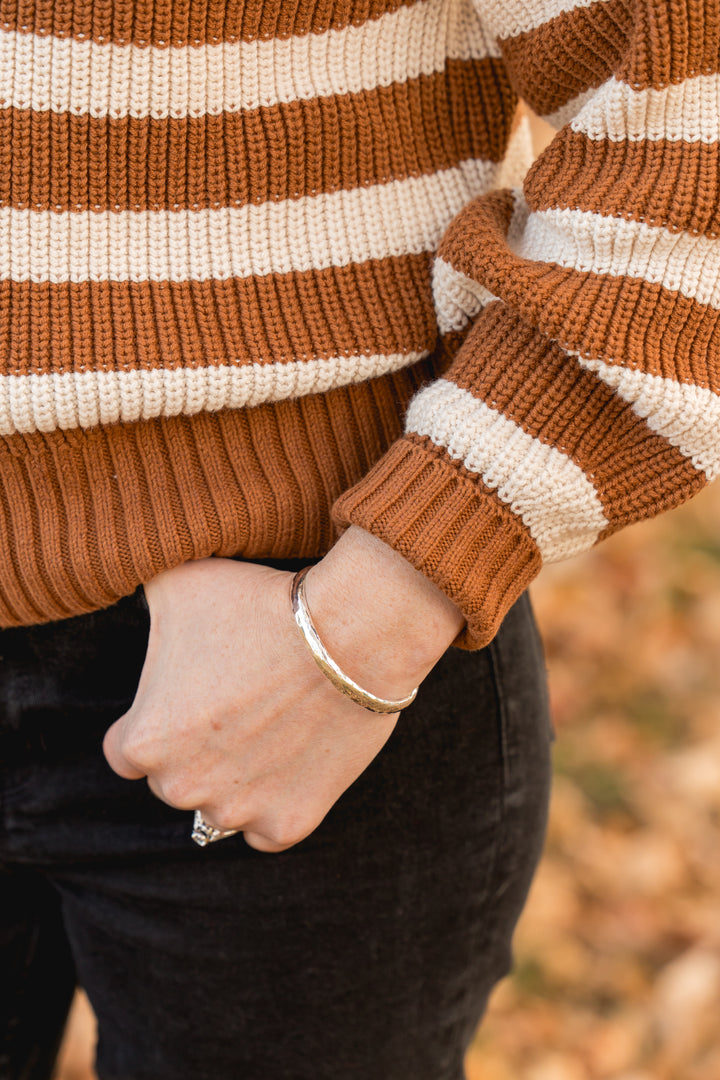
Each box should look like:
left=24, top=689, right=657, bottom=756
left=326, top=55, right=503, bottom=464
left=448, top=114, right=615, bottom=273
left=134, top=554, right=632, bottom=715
left=466, top=481, right=720, bottom=1080
left=55, top=117, right=720, bottom=1080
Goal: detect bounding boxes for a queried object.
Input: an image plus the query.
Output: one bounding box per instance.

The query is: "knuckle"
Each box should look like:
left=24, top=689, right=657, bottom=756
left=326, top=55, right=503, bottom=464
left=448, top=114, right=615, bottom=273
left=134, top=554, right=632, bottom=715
left=209, top=806, right=243, bottom=833
left=269, top=831, right=303, bottom=850
left=263, top=813, right=312, bottom=850
left=243, top=831, right=282, bottom=854
left=159, top=776, right=199, bottom=810
left=121, top=729, right=159, bottom=770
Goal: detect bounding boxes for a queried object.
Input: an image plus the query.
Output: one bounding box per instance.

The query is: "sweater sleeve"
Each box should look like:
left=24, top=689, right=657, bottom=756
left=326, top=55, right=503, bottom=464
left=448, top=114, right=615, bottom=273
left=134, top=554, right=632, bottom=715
left=332, top=0, right=720, bottom=648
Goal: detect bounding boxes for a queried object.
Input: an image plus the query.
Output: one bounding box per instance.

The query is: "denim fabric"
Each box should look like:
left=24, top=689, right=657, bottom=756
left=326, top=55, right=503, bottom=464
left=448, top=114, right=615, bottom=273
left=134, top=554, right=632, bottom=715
left=0, top=578, right=552, bottom=1080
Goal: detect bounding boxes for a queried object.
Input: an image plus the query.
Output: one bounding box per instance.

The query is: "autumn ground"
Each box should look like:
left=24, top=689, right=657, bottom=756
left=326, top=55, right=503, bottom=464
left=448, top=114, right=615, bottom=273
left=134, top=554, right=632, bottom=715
left=55, top=486, right=720, bottom=1080
left=466, top=484, right=720, bottom=1080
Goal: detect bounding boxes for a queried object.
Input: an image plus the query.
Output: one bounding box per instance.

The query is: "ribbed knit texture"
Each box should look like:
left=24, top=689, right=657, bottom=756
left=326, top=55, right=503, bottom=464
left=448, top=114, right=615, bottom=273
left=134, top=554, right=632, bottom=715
left=0, top=0, right=718, bottom=644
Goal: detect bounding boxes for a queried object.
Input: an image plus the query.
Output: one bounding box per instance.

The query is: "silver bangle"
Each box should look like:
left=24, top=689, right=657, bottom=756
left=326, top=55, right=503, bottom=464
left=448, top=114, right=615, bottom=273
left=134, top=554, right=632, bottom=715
left=290, top=566, right=418, bottom=714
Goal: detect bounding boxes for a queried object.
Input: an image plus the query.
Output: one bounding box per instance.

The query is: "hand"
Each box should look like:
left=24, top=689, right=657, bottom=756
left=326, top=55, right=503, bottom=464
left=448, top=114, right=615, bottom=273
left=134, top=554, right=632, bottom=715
left=103, top=527, right=464, bottom=852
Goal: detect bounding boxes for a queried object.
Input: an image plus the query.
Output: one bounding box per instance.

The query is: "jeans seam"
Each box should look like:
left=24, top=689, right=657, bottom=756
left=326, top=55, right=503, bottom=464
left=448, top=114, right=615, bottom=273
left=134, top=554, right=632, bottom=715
left=486, top=638, right=510, bottom=802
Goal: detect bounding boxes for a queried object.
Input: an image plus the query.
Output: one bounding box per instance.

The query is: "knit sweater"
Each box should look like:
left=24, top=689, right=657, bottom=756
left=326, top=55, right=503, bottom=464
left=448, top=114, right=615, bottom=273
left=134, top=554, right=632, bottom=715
left=0, top=0, right=716, bottom=646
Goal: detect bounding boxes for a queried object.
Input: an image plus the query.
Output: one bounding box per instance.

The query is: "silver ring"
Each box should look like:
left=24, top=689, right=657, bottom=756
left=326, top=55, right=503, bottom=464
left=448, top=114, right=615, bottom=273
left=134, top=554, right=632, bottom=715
left=191, top=810, right=240, bottom=847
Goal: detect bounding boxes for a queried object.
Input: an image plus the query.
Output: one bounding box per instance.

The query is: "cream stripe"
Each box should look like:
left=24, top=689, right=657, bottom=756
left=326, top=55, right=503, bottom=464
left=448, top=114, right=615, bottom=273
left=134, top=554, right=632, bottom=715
left=0, top=350, right=426, bottom=435
left=0, top=158, right=495, bottom=284
left=0, top=0, right=498, bottom=120
left=571, top=74, right=720, bottom=143
left=577, top=356, right=720, bottom=480
left=479, top=0, right=615, bottom=40
left=405, top=378, right=607, bottom=560
left=432, top=183, right=529, bottom=332
left=432, top=257, right=497, bottom=333
left=516, top=207, right=720, bottom=309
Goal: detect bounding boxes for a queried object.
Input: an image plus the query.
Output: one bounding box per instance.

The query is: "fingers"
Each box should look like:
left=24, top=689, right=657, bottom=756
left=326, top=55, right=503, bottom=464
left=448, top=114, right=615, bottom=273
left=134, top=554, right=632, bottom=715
left=120, top=755, right=323, bottom=854
left=241, top=806, right=323, bottom=853
left=242, top=831, right=295, bottom=854
left=146, top=774, right=204, bottom=811
left=104, top=711, right=315, bottom=852
left=102, top=715, right=147, bottom=780
left=186, top=806, right=320, bottom=854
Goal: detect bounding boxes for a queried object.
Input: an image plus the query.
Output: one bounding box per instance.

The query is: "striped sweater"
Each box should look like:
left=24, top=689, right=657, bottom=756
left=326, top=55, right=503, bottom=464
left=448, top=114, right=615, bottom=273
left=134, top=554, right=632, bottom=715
left=0, top=0, right=716, bottom=646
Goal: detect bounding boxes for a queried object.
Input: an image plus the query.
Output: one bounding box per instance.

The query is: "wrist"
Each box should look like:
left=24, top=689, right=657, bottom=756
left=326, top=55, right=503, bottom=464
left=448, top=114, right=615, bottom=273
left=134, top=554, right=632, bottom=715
left=304, top=526, right=464, bottom=701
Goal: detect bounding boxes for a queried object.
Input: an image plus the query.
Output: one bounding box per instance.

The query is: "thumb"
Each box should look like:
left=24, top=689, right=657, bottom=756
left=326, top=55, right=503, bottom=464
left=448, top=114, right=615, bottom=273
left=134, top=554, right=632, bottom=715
left=103, top=712, right=147, bottom=780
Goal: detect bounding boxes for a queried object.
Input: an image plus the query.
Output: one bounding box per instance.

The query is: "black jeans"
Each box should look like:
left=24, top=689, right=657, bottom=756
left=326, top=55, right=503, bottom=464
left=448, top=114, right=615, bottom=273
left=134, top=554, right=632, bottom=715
left=0, top=581, right=552, bottom=1080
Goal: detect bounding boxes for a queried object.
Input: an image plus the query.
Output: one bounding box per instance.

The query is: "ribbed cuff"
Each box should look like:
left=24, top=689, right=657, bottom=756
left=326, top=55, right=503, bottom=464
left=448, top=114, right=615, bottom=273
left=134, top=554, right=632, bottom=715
left=332, top=434, right=542, bottom=650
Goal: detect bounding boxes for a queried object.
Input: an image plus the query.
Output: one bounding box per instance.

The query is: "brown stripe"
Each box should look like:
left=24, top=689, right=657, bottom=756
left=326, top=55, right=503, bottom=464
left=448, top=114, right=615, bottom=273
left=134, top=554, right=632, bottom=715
left=438, top=190, right=720, bottom=389
left=446, top=302, right=706, bottom=529
left=499, top=0, right=631, bottom=118
left=526, top=131, right=720, bottom=238
left=0, top=253, right=438, bottom=375
left=0, top=0, right=420, bottom=46
left=616, top=0, right=720, bottom=89
left=0, top=59, right=512, bottom=212
left=502, top=0, right=720, bottom=111
left=512, top=274, right=720, bottom=392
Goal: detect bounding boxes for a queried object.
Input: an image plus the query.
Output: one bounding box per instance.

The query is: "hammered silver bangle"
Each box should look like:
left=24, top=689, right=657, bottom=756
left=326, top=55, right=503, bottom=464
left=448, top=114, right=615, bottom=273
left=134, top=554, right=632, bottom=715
left=290, top=566, right=418, bottom=714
